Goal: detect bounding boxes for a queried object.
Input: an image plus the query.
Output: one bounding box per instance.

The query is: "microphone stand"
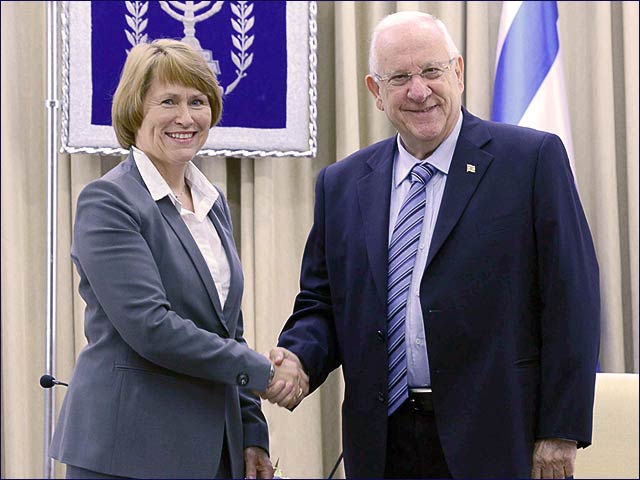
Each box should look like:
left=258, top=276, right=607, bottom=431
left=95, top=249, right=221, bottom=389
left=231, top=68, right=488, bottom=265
left=327, top=451, right=343, bottom=479
left=44, top=1, right=60, bottom=478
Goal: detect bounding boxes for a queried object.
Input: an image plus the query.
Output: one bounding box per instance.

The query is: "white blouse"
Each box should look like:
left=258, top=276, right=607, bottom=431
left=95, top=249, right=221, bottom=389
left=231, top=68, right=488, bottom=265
left=132, top=147, right=231, bottom=306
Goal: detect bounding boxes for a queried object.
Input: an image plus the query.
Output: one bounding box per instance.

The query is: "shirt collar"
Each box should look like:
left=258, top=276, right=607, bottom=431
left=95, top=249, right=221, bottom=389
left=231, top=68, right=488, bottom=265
left=132, top=146, right=220, bottom=220
left=394, top=110, right=463, bottom=188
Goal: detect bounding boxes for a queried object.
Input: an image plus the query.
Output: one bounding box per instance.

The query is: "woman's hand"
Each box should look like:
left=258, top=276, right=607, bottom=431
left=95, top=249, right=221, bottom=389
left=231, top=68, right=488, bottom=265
left=244, top=446, right=274, bottom=479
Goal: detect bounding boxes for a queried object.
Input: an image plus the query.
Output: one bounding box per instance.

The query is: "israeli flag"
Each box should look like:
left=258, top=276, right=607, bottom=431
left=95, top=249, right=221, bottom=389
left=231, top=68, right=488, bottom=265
left=491, top=1, right=575, bottom=175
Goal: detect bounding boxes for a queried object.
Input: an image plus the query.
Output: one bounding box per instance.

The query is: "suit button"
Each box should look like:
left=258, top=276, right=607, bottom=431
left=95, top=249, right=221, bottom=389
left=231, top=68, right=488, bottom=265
left=377, top=330, right=385, bottom=342
left=236, top=373, right=249, bottom=386
left=378, top=391, right=385, bottom=402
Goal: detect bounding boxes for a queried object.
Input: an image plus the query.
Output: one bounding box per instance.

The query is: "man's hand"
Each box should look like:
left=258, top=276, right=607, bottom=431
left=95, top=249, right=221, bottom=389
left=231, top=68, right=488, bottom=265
left=260, top=347, right=309, bottom=409
left=244, top=446, right=274, bottom=479
left=531, top=438, right=577, bottom=479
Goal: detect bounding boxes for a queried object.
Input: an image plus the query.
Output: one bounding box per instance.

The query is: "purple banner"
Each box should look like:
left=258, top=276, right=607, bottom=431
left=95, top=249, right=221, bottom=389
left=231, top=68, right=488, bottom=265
left=63, top=1, right=317, bottom=157
left=90, top=1, right=286, bottom=128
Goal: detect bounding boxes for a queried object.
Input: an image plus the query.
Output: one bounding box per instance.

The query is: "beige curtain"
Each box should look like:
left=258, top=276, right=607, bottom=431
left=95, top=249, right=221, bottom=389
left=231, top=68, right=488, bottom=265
left=2, top=1, right=638, bottom=478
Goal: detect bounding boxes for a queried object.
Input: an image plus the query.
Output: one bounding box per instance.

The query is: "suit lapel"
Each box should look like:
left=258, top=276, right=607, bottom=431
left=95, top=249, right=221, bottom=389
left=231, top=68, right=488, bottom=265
left=207, top=198, right=242, bottom=327
left=357, top=138, right=397, bottom=305
left=157, top=197, right=228, bottom=334
left=426, top=112, right=494, bottom=269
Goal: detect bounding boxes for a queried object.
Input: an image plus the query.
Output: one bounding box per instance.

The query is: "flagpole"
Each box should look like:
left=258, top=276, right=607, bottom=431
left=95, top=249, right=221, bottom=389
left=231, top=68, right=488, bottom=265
left=44, top=1, right=60, bottom=478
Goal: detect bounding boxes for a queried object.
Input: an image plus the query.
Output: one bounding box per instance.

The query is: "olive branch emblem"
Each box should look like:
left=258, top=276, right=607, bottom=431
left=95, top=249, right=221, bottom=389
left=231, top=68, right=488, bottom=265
left=226, top=1, right=254, bottom=95
left=124, top=1, right=148, bottom=52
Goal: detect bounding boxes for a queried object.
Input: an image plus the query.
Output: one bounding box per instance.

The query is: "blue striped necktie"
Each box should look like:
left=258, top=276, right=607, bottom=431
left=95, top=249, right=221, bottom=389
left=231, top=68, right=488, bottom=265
left=387, top=162, right=436, bottom=416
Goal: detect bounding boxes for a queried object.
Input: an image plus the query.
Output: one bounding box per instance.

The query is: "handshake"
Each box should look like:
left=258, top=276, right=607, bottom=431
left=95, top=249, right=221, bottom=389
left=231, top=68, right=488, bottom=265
left=259, top=347, right=309, bottom=410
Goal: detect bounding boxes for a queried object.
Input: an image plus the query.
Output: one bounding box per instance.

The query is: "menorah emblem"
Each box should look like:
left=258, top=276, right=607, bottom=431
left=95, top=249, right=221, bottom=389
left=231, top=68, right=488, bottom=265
left=159, top=1, right=224, bottom=76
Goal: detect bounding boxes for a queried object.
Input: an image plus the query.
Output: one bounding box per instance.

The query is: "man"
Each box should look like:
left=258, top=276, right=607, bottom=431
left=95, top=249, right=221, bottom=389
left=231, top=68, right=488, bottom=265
left=265, top=11, right=600, bottom=479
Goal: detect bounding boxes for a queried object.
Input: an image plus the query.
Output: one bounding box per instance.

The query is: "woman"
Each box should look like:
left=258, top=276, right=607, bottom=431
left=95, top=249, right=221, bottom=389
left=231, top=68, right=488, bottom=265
left=50, top=39, right=300, bottom=479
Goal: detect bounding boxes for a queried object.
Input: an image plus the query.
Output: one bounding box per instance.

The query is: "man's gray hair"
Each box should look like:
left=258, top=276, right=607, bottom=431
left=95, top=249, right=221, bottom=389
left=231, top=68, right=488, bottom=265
left=368, top=11, right=460, bottom=74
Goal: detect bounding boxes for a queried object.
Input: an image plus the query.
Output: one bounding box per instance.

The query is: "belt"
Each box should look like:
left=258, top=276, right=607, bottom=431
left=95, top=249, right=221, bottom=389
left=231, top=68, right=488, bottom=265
left=408, top=388, right=434, bottom=414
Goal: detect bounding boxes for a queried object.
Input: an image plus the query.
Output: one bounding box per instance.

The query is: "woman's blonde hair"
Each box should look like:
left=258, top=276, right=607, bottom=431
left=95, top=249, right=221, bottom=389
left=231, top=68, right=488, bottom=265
left=111, top=39, right=223, bottom=149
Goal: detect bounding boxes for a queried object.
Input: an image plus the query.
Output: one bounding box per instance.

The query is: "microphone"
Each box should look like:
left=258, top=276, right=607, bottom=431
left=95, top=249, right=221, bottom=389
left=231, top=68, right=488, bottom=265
left=39, top=374, right=68, bottom=388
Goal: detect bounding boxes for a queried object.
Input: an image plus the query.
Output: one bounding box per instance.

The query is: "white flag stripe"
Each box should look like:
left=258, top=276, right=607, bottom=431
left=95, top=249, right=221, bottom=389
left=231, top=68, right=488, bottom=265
left=495, top=1, right=523, bottom=64
left=519, top=51, right=575, bottom=169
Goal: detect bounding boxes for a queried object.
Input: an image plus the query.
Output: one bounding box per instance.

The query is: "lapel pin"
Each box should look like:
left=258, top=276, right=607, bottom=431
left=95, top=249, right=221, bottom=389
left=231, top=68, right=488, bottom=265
left=466, top=164, right=476, bottom=173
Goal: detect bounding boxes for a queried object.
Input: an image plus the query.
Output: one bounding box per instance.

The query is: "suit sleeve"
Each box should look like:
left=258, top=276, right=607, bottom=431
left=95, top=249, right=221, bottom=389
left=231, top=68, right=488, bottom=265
left=217, top=192, right=270, bottom=453
left=278, top=168, right=341, bottom=392
left=533, top=134, right=600, bottom=448
left=72, top=179, right=272, bottom=391
left=234, top=311, right=270, bottom=453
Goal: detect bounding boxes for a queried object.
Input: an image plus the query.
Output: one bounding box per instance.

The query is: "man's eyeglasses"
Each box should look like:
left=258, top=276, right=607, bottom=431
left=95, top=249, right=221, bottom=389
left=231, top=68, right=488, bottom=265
left=374, top=58, right=456, bottom=87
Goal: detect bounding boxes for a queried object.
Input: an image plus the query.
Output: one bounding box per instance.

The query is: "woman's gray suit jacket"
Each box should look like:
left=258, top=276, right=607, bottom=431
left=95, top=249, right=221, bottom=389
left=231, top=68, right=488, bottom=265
left=50, top=155, right=272, bottom=478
